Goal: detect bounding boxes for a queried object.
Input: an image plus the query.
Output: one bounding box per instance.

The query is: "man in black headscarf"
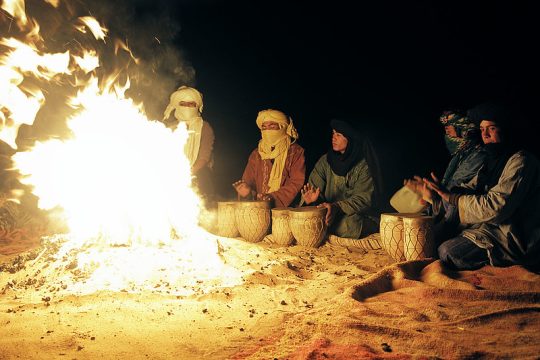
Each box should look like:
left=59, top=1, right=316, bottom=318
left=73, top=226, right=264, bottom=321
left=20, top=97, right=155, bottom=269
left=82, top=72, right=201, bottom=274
left=422, top=102, right=540, bottom=270
left=301, top=119, right=383, bottom=244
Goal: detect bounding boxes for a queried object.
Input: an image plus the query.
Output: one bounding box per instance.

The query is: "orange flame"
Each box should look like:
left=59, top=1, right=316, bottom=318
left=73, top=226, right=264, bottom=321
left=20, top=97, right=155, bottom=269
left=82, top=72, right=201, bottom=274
left=77, top=16, right=108, bottom=41
left=1, top=0, right=28, bottom=27
left=1, top=0, right=246, bottom=294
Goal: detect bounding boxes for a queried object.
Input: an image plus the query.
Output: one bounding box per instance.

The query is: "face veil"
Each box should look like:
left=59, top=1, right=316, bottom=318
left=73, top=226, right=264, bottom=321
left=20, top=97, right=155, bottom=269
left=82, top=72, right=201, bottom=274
left=256, top=109, right=298, bottom=193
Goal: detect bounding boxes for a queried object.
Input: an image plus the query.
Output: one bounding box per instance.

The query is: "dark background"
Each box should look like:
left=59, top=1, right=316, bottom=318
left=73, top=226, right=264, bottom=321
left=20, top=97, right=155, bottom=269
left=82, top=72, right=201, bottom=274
left=4, top=0, right=540, bottom=204
left=164, top=0, right=539, bottom=201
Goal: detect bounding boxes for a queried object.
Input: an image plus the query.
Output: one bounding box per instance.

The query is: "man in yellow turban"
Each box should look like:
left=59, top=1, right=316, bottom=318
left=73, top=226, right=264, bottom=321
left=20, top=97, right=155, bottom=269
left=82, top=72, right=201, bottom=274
left=233, top=109, right=305, bottom=207
left=164, top=86, right=215, bottom=203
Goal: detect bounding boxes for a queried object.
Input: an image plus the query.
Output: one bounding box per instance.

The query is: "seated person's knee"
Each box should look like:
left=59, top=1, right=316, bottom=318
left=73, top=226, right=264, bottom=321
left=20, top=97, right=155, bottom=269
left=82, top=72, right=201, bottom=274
left=437, top=238, right=459, bottom=263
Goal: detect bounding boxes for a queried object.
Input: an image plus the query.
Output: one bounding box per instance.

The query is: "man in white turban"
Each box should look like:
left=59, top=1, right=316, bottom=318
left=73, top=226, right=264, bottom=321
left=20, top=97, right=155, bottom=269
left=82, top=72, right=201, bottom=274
left=233, top=109, right=305, bottom=207
left=164, top=86, right=215, bottom=202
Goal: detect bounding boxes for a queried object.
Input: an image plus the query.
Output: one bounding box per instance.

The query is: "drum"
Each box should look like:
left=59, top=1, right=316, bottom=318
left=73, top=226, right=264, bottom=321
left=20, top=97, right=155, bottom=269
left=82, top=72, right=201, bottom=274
left=234, top=200, right=271, bottom=243
left=270, top=207, right=294, bottom=246
left=380, top=213, right=406, bottom=261
left=289, top=206, right=327, bottom=247
left=217, top=201, right=239, bottom=238
left=402, top=215, right=435, bottom=261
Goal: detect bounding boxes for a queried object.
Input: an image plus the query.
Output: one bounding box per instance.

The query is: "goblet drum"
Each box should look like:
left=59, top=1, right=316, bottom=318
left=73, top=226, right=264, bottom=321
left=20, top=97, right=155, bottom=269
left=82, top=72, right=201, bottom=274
left=217, top=201, right=239, bottom=238
left=402, top=215, right=435, bottom=261
left=289, top=206, right=327, bottom=248
left=270, top=207, right=294, bottom=246
left=380, top=213, right=406, bottom=262
left=234, top=200, right=271, bottom=243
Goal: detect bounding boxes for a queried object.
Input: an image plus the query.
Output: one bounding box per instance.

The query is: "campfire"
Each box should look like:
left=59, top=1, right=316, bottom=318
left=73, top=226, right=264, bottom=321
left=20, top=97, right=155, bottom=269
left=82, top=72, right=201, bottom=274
left=3, top=3, right=538, bottom=360
left=0, top=0, right=248, bottom=298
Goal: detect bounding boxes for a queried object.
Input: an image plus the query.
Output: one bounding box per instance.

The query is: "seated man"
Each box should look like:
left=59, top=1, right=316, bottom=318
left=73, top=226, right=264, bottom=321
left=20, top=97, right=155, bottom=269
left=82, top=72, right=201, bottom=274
left=439, top=109, right=486, bottom=191
left=233, top=109, right=305, bottom=208
left=404, top=109, right=487, bottom=237
left=421, top=102, right=540, bottom=270
left=163, top=86, right=215, bottom=206
left=302, top=119, right=383, bottom=241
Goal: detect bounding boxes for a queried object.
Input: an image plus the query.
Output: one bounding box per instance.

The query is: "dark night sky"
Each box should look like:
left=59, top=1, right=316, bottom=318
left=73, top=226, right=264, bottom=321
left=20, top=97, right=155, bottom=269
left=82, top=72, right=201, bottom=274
left=160, top=0, right=539, bottom=200
left=12, top=0, right=539, bottom=201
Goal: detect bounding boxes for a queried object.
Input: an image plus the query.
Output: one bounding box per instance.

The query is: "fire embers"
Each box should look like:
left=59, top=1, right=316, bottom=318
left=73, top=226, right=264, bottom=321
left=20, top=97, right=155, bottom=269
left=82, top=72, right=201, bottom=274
left=0, top=234, right=249, bottom=298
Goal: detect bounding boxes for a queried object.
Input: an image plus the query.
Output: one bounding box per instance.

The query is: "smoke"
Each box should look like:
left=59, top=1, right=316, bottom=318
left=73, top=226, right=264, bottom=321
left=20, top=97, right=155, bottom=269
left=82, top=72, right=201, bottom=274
left=0, top=0, right=194, bottom=200
left=1, top=0, right=194, bottom=141
left=74, top=0, right=196, bottom=120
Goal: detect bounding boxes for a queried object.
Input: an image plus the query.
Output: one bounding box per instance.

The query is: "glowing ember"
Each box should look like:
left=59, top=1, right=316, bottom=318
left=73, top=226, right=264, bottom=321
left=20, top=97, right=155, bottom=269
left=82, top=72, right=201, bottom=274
left=1, top=0, right=247, bottom=295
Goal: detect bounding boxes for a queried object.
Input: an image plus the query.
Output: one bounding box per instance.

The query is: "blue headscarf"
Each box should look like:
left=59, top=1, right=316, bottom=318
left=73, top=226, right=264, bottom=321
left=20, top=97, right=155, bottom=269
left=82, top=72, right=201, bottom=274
left=439, top=110, right=480, bottom=155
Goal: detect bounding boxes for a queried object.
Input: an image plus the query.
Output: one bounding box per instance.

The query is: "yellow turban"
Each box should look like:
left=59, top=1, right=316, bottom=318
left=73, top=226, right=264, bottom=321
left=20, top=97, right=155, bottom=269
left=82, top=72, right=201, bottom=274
left=256, top=109, right=299, bottom=193
left=256, top=109, right=298, bottom=140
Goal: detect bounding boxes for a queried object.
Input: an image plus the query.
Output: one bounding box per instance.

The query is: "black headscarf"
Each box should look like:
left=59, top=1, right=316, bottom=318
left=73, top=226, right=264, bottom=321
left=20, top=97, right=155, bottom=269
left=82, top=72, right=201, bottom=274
left=327, top=119, right=363, bottom=176
left=466, top=102, right=517, bottom=192
left=467, top=101, right=511, bottom=136
left=327, top=119, right=385, bottom=206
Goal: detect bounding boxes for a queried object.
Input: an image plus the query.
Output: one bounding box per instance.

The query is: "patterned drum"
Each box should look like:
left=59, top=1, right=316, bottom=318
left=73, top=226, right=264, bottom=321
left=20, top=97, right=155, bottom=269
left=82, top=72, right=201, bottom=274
left=270, top=207, right=294, bottom=246
left=289, top=206, right=327, bottom=248
left=234, top=201, right=271, bottom=243
left=217, top=201, right=239, bottom=238
left=402, top=215, right=435, bottom=261
left=380, top=213, right=406, bottom=261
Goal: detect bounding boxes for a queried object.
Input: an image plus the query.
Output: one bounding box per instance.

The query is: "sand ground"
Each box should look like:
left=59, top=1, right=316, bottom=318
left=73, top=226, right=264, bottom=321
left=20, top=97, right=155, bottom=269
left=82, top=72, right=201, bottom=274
left=1, top=232, right=539, bottom=360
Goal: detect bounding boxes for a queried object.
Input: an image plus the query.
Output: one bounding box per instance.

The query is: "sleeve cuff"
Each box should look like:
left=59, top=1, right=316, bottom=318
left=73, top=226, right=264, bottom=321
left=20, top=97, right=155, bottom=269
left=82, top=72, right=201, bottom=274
left=449, top=193, right=461, bottom=206
left=333, top=201, right=348, bottom=214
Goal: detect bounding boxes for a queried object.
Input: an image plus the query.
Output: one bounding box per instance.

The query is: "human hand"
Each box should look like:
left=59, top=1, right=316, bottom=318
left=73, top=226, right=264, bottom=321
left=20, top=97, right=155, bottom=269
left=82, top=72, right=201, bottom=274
left=232, top=180, right=252, bottom=198
left=422, top=176, right=450, bottom=202
left=317, top=202, right=340, bottom=225
left=403, top=175, right=424, bottom=195
left=256, top=193, right=273, bottom=202
left=418, top=182, right=434, bottom=204
left=301, top=183, right=320, bottom=204
left=429, top=172, right=441, bottom=184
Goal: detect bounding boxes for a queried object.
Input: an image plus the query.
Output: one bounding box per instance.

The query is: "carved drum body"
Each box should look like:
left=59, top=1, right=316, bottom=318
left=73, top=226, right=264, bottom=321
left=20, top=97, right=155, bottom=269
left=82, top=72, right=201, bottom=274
left=380, top=213, right=433, bottom=261
left=234, top=201, right=271, bottom=243
left=402, top=216, right=435, bottom=261
left=217, top=201, right=239, bottom=238
left=270, top=207, right=294, bottom=246
left=380, top=213, right=406, bottom=261
left=289, top=206, right=328, bottom=248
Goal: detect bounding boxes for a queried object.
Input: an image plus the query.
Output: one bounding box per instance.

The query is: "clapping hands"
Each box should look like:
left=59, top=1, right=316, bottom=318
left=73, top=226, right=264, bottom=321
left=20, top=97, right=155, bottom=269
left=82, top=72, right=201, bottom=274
left=404, top=172, right=449, bottom=204
left=404, top=175, right=424, bottom=195
left=422, top=172, right=450, bottom=202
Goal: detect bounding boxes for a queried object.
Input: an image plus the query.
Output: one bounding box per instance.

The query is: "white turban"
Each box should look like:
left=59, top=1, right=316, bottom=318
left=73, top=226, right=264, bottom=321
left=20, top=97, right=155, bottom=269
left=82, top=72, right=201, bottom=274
left=163, top=86, right=205, bottom=167
left=163, top=86, right=204, bottom=122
